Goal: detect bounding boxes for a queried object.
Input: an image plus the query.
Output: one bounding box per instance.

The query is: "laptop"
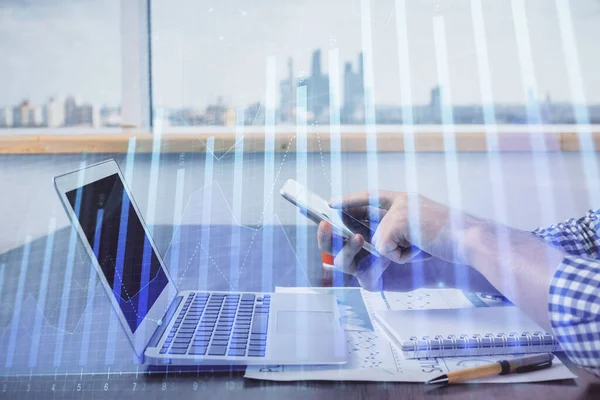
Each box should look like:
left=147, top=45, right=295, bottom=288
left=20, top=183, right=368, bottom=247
left=54, top=159, right=346, bottom=366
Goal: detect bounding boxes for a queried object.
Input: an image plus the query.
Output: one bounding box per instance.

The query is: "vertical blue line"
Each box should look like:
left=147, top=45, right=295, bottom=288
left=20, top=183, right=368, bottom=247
left=555, top=0, right=600, bottom=205
left=79, top=209, right=103, bottom=366
left=28, top=218, right=56, bottom=368
left=395, top=0, right=424, bottom=288
left=198, top=137, right=215, bottom=291
left=0, top=264, right=5, bottom=301
left=5, top=237, right=31, bottom=368
left=262, top=56, right=276, bottom=292
left=360, top=0, right=381, bottom=223
left=328, top=48, right=344, bottom=288
left=296, top=86, right=308, bottom=287
left=511, top=0, right=557, bottom=226
left=136, top=235, right=152, bottom=328
left=433, top=17, right=467, bottom=283
left=125, top=136, right=137, bottom=184
left=295, top=84, right=309, bottom=355
left=105, top=181, right=131, bottom=365
left=146, top=126, right=162, bottom=236
left=169, top=167, right=186, bottom=295
left=470, top=0, right=513, bottom=289
left=54, top=162, right=85, bottom=367
left=230, top=109, right=245, bottom=291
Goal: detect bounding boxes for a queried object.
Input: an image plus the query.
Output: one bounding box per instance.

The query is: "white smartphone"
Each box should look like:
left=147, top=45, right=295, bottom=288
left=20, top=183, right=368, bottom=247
left=280, top=179, right=381, bottom=257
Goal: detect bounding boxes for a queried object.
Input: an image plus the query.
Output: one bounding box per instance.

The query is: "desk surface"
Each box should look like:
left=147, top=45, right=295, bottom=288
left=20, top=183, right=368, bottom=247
left=0, top=225, right=597, bottom=399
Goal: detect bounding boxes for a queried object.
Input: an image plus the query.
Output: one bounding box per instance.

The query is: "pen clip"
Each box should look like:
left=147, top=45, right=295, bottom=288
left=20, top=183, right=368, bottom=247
left=515, top=360, right=553, bottom=373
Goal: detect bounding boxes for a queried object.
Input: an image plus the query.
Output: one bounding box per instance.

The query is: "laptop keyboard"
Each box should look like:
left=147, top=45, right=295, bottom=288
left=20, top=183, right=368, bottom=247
left=159, top=292, right=271, bottom=357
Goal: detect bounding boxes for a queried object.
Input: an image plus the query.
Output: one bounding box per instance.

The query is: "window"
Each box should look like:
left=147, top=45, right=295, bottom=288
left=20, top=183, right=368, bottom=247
left=0, top=0, right=121, bottom=129
left=151, top=0, right=600, bottom=128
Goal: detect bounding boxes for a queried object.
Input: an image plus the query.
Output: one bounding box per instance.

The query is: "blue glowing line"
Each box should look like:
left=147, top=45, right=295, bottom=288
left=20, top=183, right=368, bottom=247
left=5, top=238, right=31, bottom=368
left=328, top=48, right=345, bottom=287
left=168, top=167, right=186, bottom=296
left=146, top=127, right=162, bottom=236
left=395, top=0, right=424, bottom=288
left=511, top=0, right=557, bottom=227
left=555, top=0, right=600, bottom=205
left=104, top=182, right=131, bottom=365
left=433, top=16, right=468, bottom=288
left=136, top=237, right=153, bottom=328
left=28, top=218, right=56, bottom=367
left=125, top=136, right=137, bottom=184
left=198, top=137, right=215, bottom=291
left=470, top=0, right=513, bottom=287
left=361, top=0, right=381, bottom=224
left=54, top=161, right=85, bottom=367
left=296, top=85, right=309, bottom=285
left=230, top=108, right=245, bottom=291
left=262, top=56, right=277, bottom=291
left=79, top=210, right=103, bottom=366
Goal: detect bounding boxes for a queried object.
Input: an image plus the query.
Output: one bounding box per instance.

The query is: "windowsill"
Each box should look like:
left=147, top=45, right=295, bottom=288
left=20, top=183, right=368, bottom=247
left=0, top=125, right=599, bottom=154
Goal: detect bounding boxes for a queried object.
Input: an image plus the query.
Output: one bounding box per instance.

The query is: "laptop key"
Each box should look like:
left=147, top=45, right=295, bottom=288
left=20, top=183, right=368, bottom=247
left=228, top=349, right=246, bottom=357
left=188, top=346, right=207, bottom=355
left=208, top=345, right=227, bottom=356
left=251, top=315, right=268, bottom=334
left=247, top=350, right=266, bottom=357
left=169, top=348, right=188, bottom=355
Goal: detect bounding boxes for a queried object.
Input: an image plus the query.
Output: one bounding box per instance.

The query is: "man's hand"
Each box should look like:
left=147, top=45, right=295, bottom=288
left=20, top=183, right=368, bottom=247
left=329, top=191, right=474, bottom=264
left=317, top=191, right=477, bottom=290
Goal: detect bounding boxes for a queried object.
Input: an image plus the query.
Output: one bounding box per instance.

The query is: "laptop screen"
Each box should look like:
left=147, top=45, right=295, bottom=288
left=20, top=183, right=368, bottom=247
left=66, top=173, right=169, bottom=333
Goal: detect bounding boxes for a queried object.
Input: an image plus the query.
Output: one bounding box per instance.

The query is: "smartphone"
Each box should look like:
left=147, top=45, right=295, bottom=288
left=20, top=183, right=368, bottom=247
left=280, top=179, right=381, bottom=256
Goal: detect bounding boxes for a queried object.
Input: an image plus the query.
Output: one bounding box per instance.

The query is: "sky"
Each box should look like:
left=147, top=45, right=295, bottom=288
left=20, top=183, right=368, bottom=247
left=1, top=0, right=600, bottom=110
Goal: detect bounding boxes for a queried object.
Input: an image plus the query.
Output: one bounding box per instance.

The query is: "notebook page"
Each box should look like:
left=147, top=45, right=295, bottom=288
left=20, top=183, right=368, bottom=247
left=375, top=306, right=545, bottom=344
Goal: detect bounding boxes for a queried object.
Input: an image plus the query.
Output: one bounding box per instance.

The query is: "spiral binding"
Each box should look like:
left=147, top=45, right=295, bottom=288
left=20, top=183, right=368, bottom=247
left=404, top=331, right=560, bottom=358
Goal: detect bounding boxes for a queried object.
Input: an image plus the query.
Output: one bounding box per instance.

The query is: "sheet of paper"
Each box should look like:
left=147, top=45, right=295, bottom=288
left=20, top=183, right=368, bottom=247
left=244, top=287, right=576, bottom=383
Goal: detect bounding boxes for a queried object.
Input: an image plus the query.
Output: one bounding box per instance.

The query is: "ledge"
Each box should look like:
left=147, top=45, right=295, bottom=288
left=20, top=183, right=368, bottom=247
left=1, top=129, right=599, bottom=154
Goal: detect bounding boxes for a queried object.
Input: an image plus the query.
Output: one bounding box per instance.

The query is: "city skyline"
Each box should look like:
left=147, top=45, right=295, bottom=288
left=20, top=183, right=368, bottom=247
left=2, top=0, right=600, bottom=111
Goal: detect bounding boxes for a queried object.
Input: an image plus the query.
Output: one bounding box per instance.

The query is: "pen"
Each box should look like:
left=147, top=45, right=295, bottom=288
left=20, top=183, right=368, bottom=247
left=426, top=353, right=554, bottom=384
left=476, top=291, right=509, bottom=302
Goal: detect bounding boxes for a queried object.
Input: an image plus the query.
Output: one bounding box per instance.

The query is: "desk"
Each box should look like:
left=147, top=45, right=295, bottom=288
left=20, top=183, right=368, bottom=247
left=0, top=225, right=597, bottom=399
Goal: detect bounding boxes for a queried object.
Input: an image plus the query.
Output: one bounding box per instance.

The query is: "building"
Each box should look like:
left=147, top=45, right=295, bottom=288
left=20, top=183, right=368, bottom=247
left=0, top=107, right=13, bottom=127
left=205, top=98, right=227, bottom=125
left=429, top=86, right=441, bottom=123
left=279, top=57, right=296, bottom=124
left=305, top=49, right=329, bottom=122
left=342, top=53, right=365, bottom=123
left=29, top=105, right=44, bottom=126
left=64, top=96, right=78, bottom=126
left=45, top=97, right=65, bottom=128
left=12, top=100, right=32, bottom=127
left=77, top=103, right=100, bottom=127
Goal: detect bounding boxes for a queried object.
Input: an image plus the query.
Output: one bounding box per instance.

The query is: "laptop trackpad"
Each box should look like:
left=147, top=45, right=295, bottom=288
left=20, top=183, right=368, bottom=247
left=276, top=311, right=335, bottom=335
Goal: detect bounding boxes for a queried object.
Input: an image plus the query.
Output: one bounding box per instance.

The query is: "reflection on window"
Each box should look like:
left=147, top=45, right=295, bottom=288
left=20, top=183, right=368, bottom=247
left=151, top=0, right=600, bottom=127
left=0, top=0, right=121, bottom=129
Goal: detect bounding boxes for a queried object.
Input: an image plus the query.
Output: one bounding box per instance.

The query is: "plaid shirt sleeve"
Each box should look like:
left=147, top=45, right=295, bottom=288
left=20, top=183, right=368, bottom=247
left=532, top=209, right=600, bottom=376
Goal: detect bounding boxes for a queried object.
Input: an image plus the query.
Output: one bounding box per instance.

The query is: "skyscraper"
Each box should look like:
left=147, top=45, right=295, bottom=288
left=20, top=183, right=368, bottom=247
left=64, top=96, right=78, bottom=126
left=45, top=97, right=65, bottom=128
left=342, top=52, right=365, bottom=123
left=12, top=100, right=32, bottom=127
left=0, top=107, right=13, bottom=127
left=279, top=57, right=296, bottom=123
left=306, top=49, right=329, bottom=121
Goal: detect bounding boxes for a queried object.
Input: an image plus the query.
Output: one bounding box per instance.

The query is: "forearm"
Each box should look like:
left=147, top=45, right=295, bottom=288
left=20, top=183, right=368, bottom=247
left=463, top=217, right=566, bottom=332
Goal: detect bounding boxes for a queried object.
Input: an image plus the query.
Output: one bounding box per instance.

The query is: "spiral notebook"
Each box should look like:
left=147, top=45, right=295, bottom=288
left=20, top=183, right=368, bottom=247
left=374, top=306, right=561, bottom=359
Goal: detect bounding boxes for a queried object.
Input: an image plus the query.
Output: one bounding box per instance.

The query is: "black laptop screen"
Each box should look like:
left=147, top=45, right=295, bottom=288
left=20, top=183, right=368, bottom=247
left=66, top=173, right=169, bottom=333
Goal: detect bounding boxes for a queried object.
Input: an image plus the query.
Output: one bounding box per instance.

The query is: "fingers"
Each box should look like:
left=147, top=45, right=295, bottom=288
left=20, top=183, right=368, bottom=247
left=333, top=234, right=364, bottom=275
left=329, top=190, right=400, bottom=211
left=353, top=257, right=390, bottom=292
left=317, top=221, right=333, bottom=254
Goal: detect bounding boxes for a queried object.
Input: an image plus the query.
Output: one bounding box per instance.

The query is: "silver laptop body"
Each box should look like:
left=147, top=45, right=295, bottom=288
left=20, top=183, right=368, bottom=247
left=54, top=159, right=347, bottom=366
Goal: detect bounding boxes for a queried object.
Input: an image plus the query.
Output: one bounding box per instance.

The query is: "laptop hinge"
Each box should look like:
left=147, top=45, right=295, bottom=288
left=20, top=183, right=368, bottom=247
left=148, top=296, right=183, bottom=348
